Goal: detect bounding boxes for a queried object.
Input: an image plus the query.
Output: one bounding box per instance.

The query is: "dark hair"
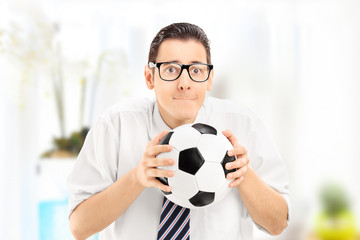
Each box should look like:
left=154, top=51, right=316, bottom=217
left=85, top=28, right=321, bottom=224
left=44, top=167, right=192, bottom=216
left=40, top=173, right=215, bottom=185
left=148, top=22, right=211, bottom=64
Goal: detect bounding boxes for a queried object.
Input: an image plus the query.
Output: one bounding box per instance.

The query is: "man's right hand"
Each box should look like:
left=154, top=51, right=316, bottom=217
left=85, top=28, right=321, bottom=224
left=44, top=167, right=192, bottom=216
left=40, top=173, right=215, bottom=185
left=134, top=130, right=175, bottom=192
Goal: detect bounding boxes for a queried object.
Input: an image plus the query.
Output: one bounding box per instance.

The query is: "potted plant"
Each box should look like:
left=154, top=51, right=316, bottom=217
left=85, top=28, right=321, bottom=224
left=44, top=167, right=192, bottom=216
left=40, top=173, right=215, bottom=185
left=315, top=183, right=357, bottom=240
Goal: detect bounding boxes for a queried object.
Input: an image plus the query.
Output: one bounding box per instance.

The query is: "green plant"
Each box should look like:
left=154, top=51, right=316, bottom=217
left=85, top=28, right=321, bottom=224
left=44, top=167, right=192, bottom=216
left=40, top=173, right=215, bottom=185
left=316, top=183, right=357, bottom=240
left=320, top=183, right=350, bottom=216
left=41, top=127, right=89, bottom=158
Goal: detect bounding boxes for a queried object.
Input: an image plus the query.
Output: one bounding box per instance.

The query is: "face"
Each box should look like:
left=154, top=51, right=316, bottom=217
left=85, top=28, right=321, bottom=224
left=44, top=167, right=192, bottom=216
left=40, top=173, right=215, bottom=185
left=145, top=39, right=213, bottom=129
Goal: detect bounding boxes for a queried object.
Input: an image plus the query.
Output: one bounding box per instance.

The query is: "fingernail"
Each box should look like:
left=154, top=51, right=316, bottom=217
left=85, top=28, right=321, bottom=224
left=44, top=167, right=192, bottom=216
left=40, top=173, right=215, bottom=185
left=226, top=163, right=232, bottom=169
left=228, top=150, right=233, bottom=155
left=168, top=171, right=174, bottom=177
left=168, top=159, right=174, bottom=164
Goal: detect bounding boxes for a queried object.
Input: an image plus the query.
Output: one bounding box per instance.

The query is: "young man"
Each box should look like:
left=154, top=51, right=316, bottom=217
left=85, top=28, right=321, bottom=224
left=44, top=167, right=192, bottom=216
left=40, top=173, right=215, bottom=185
left=67, top=23, right=290, bottom=240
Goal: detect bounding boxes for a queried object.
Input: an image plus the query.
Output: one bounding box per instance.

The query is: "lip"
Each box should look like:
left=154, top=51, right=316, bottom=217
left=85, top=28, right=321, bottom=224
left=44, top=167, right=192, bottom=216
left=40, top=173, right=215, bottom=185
left=173, top=98, right=196, bottom=101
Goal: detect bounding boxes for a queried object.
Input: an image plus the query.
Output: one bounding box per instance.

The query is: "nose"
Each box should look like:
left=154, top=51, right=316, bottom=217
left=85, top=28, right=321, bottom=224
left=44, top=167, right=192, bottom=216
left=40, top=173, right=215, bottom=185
left=177, top=69, right=191, bottom=91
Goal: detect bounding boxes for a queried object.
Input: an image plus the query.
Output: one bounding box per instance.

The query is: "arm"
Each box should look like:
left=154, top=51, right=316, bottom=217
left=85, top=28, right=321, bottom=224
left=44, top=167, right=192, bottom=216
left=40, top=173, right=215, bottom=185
left=237, top=166, right=288, bottom=235
left=69, top=130, right=174, bottom=240
left=69, top=168, right=144, bottom=240
left=222, top=130, right=288, bottom=235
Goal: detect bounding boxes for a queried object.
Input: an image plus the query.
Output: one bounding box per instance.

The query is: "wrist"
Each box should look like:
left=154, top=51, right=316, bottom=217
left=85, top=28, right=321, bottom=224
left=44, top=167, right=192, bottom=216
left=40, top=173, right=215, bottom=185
left=130, top=167, right=146, bottom=191
left=237, top=165, right=252, bottom=191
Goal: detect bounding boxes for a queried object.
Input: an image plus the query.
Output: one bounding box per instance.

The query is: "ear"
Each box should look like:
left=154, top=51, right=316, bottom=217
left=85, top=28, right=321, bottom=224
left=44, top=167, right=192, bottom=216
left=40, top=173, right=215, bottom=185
left=206, top=69, right=214, bottom=91
left=144, top=64, right=154, bottom=90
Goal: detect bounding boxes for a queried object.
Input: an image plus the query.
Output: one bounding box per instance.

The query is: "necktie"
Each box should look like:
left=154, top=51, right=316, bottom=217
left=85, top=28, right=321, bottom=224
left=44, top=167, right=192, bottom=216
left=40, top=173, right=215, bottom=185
left=157, top=197, right=190, bottom=240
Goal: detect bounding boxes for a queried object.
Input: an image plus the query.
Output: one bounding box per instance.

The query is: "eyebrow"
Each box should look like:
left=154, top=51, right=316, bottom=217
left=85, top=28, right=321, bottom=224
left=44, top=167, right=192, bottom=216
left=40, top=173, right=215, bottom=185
left=162, top=60, right=205, bottom=64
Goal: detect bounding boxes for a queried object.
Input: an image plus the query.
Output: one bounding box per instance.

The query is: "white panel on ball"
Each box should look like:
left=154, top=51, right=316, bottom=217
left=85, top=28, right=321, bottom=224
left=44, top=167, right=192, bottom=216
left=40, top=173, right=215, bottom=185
left=195, top=162, right=226, bottom=192
left=156, top=149, right=180, bottom=172
left=197, top=134, right=230, bottom=163
left=169, top=124, right=202, bottom=151
left=168, top=170, right=199, bottom=199
left=218, top=133, right=234, bottom=150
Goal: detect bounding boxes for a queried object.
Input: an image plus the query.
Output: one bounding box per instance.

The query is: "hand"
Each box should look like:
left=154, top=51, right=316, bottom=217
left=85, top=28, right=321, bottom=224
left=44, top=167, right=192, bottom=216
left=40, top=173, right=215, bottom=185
left=222, top=130, right=250, bottom=188
left=134, top=130, right=175, bottom=192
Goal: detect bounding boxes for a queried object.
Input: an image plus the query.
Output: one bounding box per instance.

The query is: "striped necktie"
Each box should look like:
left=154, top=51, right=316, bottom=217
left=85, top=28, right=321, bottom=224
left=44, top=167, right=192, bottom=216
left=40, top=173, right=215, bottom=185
left=157, top=197, right=190, bottom=240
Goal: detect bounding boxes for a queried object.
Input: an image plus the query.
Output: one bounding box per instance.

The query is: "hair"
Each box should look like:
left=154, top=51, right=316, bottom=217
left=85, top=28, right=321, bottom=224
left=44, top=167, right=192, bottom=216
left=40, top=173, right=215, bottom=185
left=148, top=22, right=211, bottom=64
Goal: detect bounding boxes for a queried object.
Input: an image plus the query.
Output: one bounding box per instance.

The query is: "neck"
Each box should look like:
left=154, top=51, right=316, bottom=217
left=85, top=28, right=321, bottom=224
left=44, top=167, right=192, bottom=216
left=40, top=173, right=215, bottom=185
left=162, top=113, right=196, bottom=130
left=157, top=106, right=196, bottom=129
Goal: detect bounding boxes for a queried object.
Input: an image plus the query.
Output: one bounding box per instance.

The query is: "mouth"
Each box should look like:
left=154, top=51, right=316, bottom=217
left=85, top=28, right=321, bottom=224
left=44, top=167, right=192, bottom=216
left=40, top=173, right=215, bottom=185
left=173, top=97, right=197, bottom=101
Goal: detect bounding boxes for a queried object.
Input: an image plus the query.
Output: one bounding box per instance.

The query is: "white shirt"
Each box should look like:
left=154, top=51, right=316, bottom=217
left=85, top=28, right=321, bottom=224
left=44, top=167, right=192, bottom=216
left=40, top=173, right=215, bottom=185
left=67, top=97, right=290, bottom=240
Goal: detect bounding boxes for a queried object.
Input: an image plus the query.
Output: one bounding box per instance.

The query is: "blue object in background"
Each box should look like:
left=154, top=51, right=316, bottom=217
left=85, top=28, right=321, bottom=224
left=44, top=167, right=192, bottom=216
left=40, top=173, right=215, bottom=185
left=39, top=199, right=98, bottom=240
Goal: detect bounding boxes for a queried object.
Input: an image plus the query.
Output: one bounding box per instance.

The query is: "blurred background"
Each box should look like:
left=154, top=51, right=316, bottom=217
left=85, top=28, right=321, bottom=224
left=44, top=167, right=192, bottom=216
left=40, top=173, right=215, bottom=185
left=1, top=0, right=360, bottom=239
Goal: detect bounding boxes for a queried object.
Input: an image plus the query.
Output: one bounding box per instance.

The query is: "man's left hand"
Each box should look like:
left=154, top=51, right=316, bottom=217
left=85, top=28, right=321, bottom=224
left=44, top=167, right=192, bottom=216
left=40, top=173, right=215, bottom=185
left=222, top=130, right=250, bottom=188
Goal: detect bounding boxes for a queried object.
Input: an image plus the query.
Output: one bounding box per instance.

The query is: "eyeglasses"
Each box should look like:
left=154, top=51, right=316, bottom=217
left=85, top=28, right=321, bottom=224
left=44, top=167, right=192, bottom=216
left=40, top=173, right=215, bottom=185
left=149, top=62, right=213, bottom=82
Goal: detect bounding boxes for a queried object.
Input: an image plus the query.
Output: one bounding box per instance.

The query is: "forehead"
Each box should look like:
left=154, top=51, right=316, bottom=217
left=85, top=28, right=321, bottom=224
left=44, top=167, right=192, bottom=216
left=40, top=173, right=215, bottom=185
left=156, top=39, right=207, bottom=63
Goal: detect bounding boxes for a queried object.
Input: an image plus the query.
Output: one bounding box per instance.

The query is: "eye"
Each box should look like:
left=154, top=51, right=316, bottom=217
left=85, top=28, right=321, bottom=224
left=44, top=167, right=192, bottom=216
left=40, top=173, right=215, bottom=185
left=166, top=67, right=176, bottom=74
left=191, top=67, right=201, bottom=75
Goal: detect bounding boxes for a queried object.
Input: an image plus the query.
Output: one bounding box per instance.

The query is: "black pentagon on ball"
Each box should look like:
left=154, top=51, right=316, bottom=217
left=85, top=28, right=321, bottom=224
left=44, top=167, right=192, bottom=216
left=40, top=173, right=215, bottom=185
left=189, top=191, right=215, bottom=207
left=159, top=131, right=174, bottom=145
left=156, top=177, right=172, bottom=195
left=221, top=151, right=237, bottom=177
left=191, top=123, right=217, bottom=135
left=179, top=148, right=205, bottom=175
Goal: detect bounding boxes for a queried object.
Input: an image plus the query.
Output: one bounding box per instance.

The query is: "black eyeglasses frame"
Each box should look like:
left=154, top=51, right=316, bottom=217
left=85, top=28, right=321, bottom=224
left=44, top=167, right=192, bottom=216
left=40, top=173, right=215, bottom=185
left=149, top=61, right=213, bottom=82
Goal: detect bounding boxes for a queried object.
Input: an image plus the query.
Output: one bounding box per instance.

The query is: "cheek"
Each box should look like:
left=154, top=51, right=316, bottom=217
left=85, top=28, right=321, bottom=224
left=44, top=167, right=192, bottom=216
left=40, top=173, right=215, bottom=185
left=198, top=86, right=208, bottom=98
left=154, top=85, right=172, bottom=103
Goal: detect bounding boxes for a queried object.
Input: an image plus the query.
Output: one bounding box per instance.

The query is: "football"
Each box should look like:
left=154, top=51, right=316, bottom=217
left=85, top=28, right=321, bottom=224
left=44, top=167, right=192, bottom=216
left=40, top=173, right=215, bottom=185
left=156, top=123, right=236, bottom=209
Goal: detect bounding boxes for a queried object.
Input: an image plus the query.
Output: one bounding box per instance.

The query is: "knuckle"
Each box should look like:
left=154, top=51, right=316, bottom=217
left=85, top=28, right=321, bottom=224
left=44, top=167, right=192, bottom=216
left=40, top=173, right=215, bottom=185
left=144, top=158, right=152, bottom=166
left=141, top=159, right=148, bottom=167
left=145, top=147, right=152, bottom=156
left=162, top=145, right=171, bottom=152
left=162, top=169, right=170, bottom=177
left=148, top=168, right=157, bottom=177
left=148, top=148, right=156, bottom=156
left=156, top=158, right=164, bottom=166
left=157, top=169, right=167, bottom=178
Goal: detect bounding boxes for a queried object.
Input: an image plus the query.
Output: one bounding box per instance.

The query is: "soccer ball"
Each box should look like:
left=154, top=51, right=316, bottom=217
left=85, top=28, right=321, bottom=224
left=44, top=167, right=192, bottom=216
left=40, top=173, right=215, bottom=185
left=156, top=123, right=236, bottom=209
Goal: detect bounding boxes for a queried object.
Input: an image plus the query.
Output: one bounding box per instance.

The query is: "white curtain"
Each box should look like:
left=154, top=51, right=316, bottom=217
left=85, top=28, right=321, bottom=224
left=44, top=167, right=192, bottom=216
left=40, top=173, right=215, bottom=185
left=0, top=58, right=39, bottom=239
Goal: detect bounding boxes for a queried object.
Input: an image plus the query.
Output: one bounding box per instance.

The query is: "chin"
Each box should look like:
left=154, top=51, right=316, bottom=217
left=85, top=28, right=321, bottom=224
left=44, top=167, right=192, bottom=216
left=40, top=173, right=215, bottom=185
left=175, top=110, right=197, bottom=123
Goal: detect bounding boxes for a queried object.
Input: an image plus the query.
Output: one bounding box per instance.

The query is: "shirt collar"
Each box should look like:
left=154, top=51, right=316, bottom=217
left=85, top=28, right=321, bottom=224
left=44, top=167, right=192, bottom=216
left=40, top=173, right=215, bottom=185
left=149, top=98, right=208, bottom=140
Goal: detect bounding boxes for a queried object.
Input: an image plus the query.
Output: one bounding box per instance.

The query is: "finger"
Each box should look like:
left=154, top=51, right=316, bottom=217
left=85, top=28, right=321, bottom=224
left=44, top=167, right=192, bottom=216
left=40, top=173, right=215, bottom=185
left=229, top=176, right=245, bottom=188
left=149, top=130, right=169, bottom=146
left=227, top=145, right=247, bottom=157
left=147, top=158, right=175, bottom=168
left=146, top=144, right=172, bottom=157
left=226, top=156, right=249, bottom=170
left=227, top=165, right=248, bottom=180
left=153, top=179, right=172, bottom=193
left=146, top=168, right=174, bottom=178
left=222, top=130, right=239, bottom=147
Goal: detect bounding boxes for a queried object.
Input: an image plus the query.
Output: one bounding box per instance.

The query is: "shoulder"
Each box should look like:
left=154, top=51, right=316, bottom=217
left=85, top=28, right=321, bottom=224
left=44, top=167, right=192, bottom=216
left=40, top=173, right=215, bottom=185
left=95, top=98, right=155, bottom=130
left=101, top=98, right=154, bottom=119
left=205, top=97, right=258, bottom=121
left=102, top=98, right=154, bottom=117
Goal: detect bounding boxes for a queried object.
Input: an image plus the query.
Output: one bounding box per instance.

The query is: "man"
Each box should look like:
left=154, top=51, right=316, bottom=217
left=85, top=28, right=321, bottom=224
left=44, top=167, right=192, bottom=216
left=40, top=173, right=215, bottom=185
left=68, top=22, right=290, bottom=240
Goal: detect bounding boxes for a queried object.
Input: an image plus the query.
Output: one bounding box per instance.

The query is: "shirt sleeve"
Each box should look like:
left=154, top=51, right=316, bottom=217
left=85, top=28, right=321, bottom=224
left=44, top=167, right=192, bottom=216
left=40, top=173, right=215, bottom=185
left=245, top=115, right=291, bottom=234
left=66, top=116, right=120, bottom=218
